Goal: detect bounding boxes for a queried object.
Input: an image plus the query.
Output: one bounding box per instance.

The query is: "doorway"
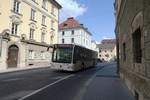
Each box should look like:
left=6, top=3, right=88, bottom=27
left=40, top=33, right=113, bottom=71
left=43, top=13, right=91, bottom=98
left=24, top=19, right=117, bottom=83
left=7, top=45, right=19, bottom=68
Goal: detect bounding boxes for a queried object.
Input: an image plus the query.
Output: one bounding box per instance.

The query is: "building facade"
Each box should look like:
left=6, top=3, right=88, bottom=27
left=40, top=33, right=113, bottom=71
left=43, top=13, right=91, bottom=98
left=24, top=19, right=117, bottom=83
left=97, top=39, right=116, bottom=62
left=0, top=0, right=61, bottom=70
left=58, top=17, right=92, bottom=49
left=115, top=0, right=150, bottom=100
left=91, top=40, right=99, bottom=52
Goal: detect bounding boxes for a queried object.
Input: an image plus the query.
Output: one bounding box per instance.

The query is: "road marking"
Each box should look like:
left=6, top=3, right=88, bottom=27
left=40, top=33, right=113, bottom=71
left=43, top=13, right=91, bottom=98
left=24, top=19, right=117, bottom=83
left=2, top=78, right=24, bottom=82
left=19, top=74, right=74, bottom=100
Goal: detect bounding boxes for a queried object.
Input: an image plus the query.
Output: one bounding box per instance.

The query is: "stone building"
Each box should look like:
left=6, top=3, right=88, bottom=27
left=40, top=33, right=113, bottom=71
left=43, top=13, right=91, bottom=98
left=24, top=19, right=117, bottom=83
left=97, top=39, right=116, bottom=62
left=0, top=0, right=61, bottom=70
left=58, top=17, right=92, bottom=49
left=115, top=0, right=150, bottom=100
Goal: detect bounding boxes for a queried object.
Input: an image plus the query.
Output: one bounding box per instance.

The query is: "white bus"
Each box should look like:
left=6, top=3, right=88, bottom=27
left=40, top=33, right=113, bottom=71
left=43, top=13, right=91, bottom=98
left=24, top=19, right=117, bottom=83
left=48, top=44, right=98, bottom=71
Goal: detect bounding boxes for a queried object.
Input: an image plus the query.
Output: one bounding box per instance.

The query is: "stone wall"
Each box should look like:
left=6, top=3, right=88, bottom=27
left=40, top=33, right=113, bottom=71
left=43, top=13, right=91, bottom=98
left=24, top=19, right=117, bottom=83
left=115, top=0, right=150, bottom=99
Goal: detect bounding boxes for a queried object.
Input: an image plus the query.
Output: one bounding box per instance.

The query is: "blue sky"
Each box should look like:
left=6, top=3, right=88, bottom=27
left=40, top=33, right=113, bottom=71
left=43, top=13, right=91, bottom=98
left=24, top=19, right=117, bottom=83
left=57, top=0, right=115, bottom=43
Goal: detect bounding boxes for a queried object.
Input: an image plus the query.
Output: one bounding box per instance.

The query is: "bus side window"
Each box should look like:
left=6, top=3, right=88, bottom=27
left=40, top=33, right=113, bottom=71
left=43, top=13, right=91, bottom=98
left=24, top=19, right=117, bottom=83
left=73, top=47, right=78, bottom=63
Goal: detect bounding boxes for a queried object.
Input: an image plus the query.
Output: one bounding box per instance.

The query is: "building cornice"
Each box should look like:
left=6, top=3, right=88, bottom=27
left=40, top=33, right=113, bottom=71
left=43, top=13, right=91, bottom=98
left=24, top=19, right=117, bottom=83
left=21, top=39, right=49, bottom=47
left=49, top=0, right=62, bottom=9
left=59, top=27, right=92, bottom=36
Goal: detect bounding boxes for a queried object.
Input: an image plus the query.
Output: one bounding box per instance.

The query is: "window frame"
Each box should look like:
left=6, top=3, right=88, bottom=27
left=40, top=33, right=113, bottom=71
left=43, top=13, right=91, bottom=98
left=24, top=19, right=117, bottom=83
left=31, top=9, right=36, bottom=21
left=29, top=28, right=35, bottom=40
left=132, top=28, right=142, bottom=63
left=123, top=43, right=126, bottom=61
left=71, top=38, right=74, bottom=43
left=13, top=0, right=20, bottom=13
left=11, top=23, right=18, bottom=35
left=41, top=32, right=45, bottom=42
left=62, top=38, right=64, bottom=44
left=42, top=15, right=46, bottom=25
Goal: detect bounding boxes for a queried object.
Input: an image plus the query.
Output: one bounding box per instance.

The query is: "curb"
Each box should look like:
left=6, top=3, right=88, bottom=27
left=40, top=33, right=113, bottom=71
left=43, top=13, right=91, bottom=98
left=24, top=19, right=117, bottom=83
left=0, top=66, right=50, bottom=75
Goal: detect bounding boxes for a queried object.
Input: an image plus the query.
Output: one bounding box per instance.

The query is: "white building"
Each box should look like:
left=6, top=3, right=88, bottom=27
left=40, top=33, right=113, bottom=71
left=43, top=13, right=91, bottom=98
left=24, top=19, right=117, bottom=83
left=58, top=17, right=92, bottom=49
left=91, top=40, right=99, bottom=52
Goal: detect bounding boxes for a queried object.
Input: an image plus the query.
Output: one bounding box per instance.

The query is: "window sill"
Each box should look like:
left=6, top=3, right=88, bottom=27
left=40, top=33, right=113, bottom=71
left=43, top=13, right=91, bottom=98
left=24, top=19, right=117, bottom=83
left=30, top=19, right=37, bottom=23
left=41, top=24, right=47, bottom=27
left=51, top=28, right=55, bottom=31
left=42, top=6, right=48, bottom=11
left=41, top=41, right=46, bottom=44
left=11, top=10, right=23, bottom=16
left=29, top=39, right=36, bottom=42
left=51, top=12, right=56, bottom=17
left=32, top=1, right=39, bottom=5
left=10, top=34, right=20, bottom=38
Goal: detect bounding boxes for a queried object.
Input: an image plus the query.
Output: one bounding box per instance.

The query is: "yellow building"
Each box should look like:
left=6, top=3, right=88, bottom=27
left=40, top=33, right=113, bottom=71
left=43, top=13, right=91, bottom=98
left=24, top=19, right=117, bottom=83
left=97, top=39, right=116, bottom=62
left=0, top=0, right=61, bottom=70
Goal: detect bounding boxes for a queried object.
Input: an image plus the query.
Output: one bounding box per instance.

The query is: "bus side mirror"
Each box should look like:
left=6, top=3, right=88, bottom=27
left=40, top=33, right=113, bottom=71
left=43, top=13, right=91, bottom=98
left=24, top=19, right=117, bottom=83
left=47, top=45, right=53, bottom=51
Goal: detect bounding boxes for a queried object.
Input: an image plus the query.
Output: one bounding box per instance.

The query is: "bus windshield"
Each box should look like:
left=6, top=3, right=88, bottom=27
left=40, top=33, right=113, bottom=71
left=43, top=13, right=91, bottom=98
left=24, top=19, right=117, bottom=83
left=52, top=47, right=73, bottom=63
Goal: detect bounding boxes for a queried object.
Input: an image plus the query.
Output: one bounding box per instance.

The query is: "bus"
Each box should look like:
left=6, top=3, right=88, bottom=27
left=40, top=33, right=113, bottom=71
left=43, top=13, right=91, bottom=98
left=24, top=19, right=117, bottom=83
left=48, top=44, right=98, bottom=71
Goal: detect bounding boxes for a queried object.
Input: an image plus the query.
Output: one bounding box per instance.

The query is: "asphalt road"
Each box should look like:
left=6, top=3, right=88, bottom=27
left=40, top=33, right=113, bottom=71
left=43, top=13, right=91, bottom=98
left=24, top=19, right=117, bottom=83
left=0, top=64, right=104, bottom=100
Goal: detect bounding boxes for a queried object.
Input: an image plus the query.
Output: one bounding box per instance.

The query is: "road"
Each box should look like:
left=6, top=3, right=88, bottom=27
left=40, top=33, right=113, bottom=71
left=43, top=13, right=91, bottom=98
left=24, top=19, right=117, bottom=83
left=0, top=63, right=108, bottom=100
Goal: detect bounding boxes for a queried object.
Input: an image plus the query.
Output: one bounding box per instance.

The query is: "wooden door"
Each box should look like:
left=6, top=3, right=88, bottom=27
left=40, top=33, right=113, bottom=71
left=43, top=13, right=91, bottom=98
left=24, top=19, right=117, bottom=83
left=7, top=45, right=19, bottom=68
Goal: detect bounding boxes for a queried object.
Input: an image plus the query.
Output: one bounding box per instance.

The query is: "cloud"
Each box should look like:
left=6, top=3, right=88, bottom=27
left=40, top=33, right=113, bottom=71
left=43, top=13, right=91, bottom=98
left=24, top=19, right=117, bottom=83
left=56, top=0, right=87, bottom=22
left=102, top=36, right=112, bottom=39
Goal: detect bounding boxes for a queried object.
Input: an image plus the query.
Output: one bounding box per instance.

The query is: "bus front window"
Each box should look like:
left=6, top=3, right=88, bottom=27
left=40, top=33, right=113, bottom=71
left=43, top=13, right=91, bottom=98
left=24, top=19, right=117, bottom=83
left=52, top=48, right=72, bottom=63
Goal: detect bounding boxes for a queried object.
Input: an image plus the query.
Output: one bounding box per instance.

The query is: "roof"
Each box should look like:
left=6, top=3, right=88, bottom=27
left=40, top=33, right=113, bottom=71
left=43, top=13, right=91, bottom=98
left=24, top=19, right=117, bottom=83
left=101, top=39, right=116, bottom=44
left=59, top=17, right=92, bottom=35
left=59, top=17, right=82, bottom=30
left=97, top=44, right=116, bottom=50
left=49, top=0, right=62, bottom=9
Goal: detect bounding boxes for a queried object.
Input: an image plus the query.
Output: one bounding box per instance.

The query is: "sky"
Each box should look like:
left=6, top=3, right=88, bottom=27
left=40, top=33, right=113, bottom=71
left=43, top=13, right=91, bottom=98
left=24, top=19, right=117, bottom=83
left=56, top=0, right=116, bottom=43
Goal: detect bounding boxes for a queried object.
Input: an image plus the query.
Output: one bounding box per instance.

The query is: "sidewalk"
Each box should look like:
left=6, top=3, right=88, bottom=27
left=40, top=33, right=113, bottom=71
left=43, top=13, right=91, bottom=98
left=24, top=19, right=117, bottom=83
left=0, top=65, right=50, bottom=74
left=82, top=63, right=135, bottom=100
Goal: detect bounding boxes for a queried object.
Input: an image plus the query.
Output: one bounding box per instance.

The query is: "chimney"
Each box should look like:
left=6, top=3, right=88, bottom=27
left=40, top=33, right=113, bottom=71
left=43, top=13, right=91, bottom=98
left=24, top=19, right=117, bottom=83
left=80, top=24, right=83, bottom=26
left=68, top=17, right=74, bottom=20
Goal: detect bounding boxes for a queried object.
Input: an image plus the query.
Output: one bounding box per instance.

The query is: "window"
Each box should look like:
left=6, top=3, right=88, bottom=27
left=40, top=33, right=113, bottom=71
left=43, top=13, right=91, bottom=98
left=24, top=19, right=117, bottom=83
left=62, top=39, right=64, bottom=44
left=132, top=28, right=142, bottom=63
left=11, top=23, right=18, bottom=35
left=105, top=54, right=109, bottom=57
left=41, top=32, right=45, bottom=42
left=71, top=38, right=74, bottom=43
left=123, top=43, right=126, bottom=61
left=13, top=0, right=20, bottom=13
left=29, top=28, right=34, bottom=40
left=52, top=48, right=72, bottom=63
left=51, top=5, right=55, bottom=15
left=99, top=49, right=101, bottom=52
left=28, top=50, right=34, bottom=59
left=134, top=91, right=139, bottom=100
left=42, top=15, right=46, bottom=25
left=50, top=35, right=53, bottom=44
left=31, top=9, right=36, bottom=21
left=51, top=20, right=54, bottom=30
left=62, top=31, right=65, bottom=36
left=32, top=0, right=35, bottom=2
left=72, top=30, right=74, bottom=35
left=42, top=0, right=47, bottom=9
left=41, top=51, right=44, bottom=60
